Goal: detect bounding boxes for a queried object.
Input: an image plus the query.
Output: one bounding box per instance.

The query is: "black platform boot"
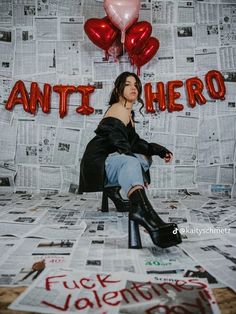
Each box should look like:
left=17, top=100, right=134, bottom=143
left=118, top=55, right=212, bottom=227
left=128, top=189, right=182, bottom=249
left=101, top=186, right=131, bottom=212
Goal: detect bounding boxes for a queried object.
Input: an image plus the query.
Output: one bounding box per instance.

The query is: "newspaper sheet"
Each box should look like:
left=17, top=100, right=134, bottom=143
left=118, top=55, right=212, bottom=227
left=0, top=27, right=14, bottom=77
left=15, top=164, right=39, bottom=191
left=152, top=1, right=175, bottom=24
left=37, top=40, right=57, bottom=73
left=37, top=0, right=57, bottom=16
left=82, top=0, right=104, bottom=20
left=34, top=17, right=58, bottom=41
left=177, top=1, right=195, bottom=24
left=0, top=206, right=46, bottom=225
left=196, top=24, right=219, bottom=47
left=56, top=40, right=81, bottom=75
left=181, top=238, right=236, bottom=292
left=9, top=269, right=220, bottom=314
left=195, top=48, right=218, bottom=72
left=93, top=58, right=118, bottom=82
left=14, top=27, right=36, bottom=76
left=69, top=237, right=140, bottom=273
left=195, top=2, right=218, bottom=24
left=26, top=222, right=87, bottom=240
left=59, top=16, right=84, bottom=41
left=219, top=4, right=236, bottom=46
left=13, top=0, right=36, bottom=27
left=0, top=0, right=13, bottom=27
left=0, top=222, right=35, bottom=237
left=0, top=120, right=17, bottom=163
left=174, top=25, right=196, bottom=49
left=140, top=0, right=151, bottom=22
left=58, top=0, right=82, bottom=17
left=0, top=253, right=71, bottom=286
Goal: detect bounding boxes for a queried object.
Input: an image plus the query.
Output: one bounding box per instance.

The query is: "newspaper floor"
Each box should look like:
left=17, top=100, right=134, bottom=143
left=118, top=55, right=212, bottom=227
left=0, top=191, right=235, bottom=313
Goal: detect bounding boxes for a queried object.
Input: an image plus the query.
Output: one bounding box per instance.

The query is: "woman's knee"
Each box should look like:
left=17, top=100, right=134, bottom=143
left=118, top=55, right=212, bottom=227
left=119, top=156, right=143, bottom=176
left=105, top=154, right=139, bottom=175
left=106, top=155, right=143, bottom=176
left=134, top=153, right=152, bottom=169
left=121, top=155, right=141, bottom=167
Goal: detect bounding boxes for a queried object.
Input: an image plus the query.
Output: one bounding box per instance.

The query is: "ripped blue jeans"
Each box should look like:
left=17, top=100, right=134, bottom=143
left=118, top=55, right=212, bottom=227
left=104, top=153, right=152, bottom=197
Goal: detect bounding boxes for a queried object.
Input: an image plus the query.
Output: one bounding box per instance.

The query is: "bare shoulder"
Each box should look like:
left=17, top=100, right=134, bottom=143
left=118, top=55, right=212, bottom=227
left=104, top=103, right=130, bottom=126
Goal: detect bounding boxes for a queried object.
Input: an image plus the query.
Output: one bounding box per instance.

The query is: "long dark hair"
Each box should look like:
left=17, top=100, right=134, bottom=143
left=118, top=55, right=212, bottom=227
left=108, top=72, right=144, bottom=115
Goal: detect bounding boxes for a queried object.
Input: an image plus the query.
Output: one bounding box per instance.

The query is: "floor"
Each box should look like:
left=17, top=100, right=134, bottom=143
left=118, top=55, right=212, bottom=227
left=0, top=190, right=235, bottom=313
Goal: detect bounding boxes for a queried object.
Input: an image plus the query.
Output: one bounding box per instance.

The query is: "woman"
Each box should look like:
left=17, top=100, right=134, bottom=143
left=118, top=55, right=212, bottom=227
left=79, top=72, right=182, bottom=249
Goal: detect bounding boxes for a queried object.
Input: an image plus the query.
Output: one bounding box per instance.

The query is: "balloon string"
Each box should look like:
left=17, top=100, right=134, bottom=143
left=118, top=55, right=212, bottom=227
left=137, top=66, right=140, bottom=77
left=129, top=55, right=134, bottom=66
left=121, top=31, right=125, bottom=44
left=105, top=50, right=109, bottom=61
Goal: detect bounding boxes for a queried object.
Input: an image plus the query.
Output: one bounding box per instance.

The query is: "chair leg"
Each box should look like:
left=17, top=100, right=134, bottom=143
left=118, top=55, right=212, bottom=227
left=101, top=192, right=109, bottom=212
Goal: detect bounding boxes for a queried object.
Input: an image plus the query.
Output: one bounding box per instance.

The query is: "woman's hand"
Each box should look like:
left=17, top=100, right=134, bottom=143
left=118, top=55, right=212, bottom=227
left=144, top=182, right=149, bottom=188
left=164, top=152, right=173, bottom=163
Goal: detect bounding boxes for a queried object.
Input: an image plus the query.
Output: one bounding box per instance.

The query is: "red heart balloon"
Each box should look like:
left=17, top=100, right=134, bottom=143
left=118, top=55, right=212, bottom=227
left=84, top=16, right=119, bottom=52
left=132, top=37, right=160, bottom=75
left=125, top=21, right=152, bottom=55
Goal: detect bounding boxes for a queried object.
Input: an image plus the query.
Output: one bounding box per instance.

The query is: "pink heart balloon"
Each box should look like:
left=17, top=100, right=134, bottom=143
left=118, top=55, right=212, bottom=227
left=104, top=0, right=140, bottom=43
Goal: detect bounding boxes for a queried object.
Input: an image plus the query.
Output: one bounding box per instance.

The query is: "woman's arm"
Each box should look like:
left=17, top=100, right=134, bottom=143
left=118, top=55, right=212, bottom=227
left=129, top=127, right=173, bottom=160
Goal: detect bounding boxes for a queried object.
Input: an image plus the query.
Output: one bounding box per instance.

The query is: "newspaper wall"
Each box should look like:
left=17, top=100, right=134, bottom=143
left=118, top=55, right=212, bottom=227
left=0, top=0, right=235, bottom=197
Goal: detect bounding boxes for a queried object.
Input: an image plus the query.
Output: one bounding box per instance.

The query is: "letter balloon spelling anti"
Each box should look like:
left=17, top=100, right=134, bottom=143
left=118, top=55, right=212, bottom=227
left=5, top=80, right=30, bottom=112
left=29, top=82, right=51, bottom=114
left=4, top=71, right=226, bottom=117
left=53, top=85, right=77, bottom=119
left=76, top=85, right=95, bottom=115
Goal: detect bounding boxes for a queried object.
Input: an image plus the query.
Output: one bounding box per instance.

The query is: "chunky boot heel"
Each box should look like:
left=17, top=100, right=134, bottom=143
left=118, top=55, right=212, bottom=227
left=102, top=187, right=131, bottom=212
left=101, top=192, right=109, bottom=212
left=129, top=189, right=182, bottom=249
left=128, top=218, right=142, bottom=249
